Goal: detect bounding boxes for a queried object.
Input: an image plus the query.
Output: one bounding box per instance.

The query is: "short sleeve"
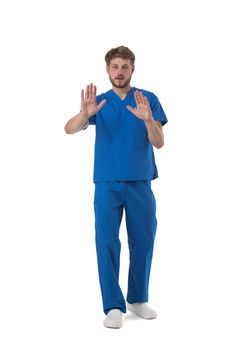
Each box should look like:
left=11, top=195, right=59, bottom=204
left=88, top=115, right=96, bottom=125
left=150, top=93, right=168, bottom=126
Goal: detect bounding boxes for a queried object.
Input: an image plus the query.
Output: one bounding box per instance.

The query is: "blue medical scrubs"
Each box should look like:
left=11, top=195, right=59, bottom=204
left=85, top=87, right=167, bottom=314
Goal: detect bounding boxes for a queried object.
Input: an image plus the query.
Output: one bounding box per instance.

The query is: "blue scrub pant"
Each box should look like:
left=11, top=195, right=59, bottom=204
left=94, top=180, right=157, bottom=314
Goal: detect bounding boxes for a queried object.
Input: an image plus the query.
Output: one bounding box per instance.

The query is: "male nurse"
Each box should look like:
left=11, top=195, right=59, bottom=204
left=64, top=46, right=168, bottom=329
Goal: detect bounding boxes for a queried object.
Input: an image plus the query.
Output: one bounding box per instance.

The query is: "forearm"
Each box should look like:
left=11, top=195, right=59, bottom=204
left=144, top=118, right=164, bottom=148
left=64, top=113, right=89, bottom=134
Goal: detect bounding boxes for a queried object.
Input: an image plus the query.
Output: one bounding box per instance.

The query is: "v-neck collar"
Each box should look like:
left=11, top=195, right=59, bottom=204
left=109, top=87, right=135, bottom=103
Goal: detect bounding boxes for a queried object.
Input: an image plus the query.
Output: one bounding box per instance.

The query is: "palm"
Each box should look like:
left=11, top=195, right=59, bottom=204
left=133, top=104, right=151, bottom=121
left=82, top=98, right=98, bottom=117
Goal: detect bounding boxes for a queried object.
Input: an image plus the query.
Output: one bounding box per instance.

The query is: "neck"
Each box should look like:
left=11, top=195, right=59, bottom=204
left=112, top=84, right=132, bottom=99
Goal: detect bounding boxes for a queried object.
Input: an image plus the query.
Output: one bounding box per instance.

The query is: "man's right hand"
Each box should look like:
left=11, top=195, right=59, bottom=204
left=80, top=83, right=106, bottom=120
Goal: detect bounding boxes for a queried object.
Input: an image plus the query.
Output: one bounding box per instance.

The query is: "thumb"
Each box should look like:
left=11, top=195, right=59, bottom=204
left=96, top=99, right=107, bottom=112
left=126, top=105, right=136, bottom=115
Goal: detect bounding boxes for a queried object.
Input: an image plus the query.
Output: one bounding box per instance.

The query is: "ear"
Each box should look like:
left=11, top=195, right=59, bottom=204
left=106, top=65, right=110, bottom=74
left=132, top=65, right=135, bottom=73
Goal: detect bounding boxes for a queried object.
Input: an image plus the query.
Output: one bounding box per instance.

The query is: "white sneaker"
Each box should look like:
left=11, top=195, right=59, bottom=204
left=127, top=302, right=157, bottom=319
left=103, top=309, right=122, bottom=329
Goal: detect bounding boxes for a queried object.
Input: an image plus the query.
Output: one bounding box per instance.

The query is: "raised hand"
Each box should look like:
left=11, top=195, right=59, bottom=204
left=127, top=90, right=153, bottom=122
left=80, top=83, right=106, bottom=119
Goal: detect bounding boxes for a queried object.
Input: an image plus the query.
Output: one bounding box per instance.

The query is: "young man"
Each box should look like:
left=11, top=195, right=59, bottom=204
left=64, top=46, right=168, bottom=329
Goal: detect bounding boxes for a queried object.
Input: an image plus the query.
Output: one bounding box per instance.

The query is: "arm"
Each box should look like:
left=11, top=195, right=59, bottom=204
left=126, top=90, right=165, bottom=149
left=64, top=83, right=106, bottom=134
left=64, top=113, right=89, bottom=134
left=144, top=119, right=164, bottom=149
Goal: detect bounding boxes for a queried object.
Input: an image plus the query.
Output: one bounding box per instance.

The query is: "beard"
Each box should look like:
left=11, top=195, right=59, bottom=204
left=109, top=75, right=132, bottom=89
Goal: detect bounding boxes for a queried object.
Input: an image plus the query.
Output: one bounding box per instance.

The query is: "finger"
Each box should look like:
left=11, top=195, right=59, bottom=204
left=81, top=89, right=84, bottom=102
left=144, top=95, right=149, bottom=105
left=126, top=105, right=137, bottom=115
left=137, top=91, right=142, bottom=104
left=89, top=83, right=93, bottom=98
left=96, top=99, right=107, bottom=112
left=93, top=85, right=97, bottom=97
left=85, top=84, right=89, bottom=99
left=143, top=94, right=149, bottom=105
left=144, top=96, right=152, bottom=113
left=138, top=91, right=145, bottom=104
left=134, top=90, right=141, bottom=105
left=136, top=90, right=144, bottom=104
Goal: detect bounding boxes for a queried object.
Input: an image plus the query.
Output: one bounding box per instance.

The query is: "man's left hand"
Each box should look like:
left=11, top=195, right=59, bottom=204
left=127, top=90, right=153, bottom=123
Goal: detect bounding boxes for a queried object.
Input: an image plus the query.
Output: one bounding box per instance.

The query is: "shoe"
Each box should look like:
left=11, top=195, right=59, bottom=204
left=103, top=309, right=122, bottom=329
left=127, top=302, right=157, bottom=319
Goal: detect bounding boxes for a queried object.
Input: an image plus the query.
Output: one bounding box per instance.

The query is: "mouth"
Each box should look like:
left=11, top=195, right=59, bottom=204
left=116, top=77, right=124, bottom=80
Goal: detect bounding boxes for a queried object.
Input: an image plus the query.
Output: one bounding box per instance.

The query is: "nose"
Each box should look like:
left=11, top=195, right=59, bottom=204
left=116, top=68, right=124, bottom=76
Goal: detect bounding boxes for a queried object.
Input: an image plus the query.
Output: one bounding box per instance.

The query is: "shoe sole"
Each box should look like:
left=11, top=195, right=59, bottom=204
left=127, top=304, right=157, bottom=319
left=104, top=320, right=122, bottom=329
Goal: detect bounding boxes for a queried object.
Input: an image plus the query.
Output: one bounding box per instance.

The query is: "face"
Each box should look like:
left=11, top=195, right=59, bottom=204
left=106, top=58, right=135, bottom=89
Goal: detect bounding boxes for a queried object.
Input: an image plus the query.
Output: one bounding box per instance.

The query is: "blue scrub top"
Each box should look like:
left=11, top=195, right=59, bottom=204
left=85, top=87, right=168, bottom=182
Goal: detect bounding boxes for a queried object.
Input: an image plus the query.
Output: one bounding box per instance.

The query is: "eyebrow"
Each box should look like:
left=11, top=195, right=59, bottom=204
left=111, top=64, right=129, bottom=67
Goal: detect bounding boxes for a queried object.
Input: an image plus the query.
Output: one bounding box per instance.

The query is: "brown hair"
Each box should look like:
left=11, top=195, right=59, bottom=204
left=105, top=46, right=135, bottom=65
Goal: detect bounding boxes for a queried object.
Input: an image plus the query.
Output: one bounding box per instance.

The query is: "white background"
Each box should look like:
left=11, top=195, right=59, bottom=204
left=0, top=0, right=233, bottom=349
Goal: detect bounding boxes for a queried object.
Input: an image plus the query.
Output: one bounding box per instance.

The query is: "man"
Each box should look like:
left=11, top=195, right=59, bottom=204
left=64, top=46, right=168, bottom=329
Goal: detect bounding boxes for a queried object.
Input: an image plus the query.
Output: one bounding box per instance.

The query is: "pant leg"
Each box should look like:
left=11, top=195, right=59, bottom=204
left=125, top=180, right=157, bottom=304
left=94, top=181, right=126, bottom=314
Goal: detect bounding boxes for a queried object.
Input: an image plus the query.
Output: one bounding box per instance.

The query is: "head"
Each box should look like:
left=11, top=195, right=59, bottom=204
left=105, top=46, right=135, bottom=89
